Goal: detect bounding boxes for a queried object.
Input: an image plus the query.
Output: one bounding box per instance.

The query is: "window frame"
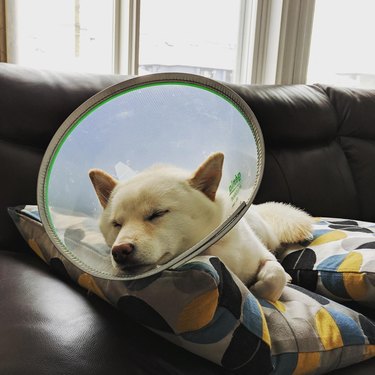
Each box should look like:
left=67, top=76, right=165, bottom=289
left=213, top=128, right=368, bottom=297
left=0, top=0, right=6, bottom=62
left=113, top=0, right=140, bottom=75
left=234, top=0, right=258, bottom=84
left=276, top=0, right=315, bottom=84
left=4, top=0, right=316, bottom=84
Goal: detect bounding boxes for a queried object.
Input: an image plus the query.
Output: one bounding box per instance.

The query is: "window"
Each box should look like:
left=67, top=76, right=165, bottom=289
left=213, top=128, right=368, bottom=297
left=6, top=0, right=114, bottom=74
left=307, top=0, right=375, bottom=88
left=5, top=0, right=375, bottom=87
left=6, top=0, right=252, bottom=83
left=138, top=0, right=241, bottom=83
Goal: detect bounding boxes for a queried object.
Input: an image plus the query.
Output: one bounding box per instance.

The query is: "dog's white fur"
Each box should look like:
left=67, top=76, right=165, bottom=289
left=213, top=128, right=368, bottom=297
left=89, top=152, right=314, bottom=301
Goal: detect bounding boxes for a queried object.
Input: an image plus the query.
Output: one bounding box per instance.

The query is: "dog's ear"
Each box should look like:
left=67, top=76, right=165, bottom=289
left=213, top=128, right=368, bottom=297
left=89, top=169, right=118, bottom=208
left=189, top=152, right=224, bottom=201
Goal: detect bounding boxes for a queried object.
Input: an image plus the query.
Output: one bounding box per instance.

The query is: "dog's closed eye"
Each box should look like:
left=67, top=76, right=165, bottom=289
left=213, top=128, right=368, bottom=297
left=112, top=220, right=121, bottom=228
left=145, top=209, right=170, bottom=222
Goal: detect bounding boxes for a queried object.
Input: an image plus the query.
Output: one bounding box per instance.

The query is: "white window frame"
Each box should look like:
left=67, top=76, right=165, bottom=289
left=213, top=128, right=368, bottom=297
left=250, top=0, right=315, bottom=85
left=234, top=0, right=258, bottom=84
left=113, top=0, right=140, bottom=75
left=0, top=0, right=6, bottom=62
left=4, top=0, right=316, bottom=84
left=4, top=0, right=17, bottom=63
left=251, top=0, right=283, bottom=84
left=276, top=0, right=315, bottom=84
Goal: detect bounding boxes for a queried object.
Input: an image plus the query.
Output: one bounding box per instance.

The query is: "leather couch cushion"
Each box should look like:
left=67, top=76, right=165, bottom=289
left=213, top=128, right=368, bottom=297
left=0, top=251, right=226, bottom=375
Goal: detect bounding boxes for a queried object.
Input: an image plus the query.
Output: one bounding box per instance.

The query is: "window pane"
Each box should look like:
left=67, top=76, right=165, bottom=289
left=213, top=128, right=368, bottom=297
left=139, top=0, right=241, bottom=83
left=307, top=0, right=375, bottom=88
left=8, top=0, right=114, bottom=73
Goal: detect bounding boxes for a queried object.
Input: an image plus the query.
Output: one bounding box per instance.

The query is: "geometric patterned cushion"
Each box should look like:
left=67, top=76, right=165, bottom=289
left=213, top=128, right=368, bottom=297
left=9, top=206, right=375, bottom=374
left=280, top=218, right=375, bottom=311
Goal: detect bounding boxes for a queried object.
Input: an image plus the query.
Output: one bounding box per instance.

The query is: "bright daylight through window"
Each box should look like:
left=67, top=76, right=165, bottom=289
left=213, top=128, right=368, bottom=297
left=307, top=0, right=375, bottom=88
left=7, top=0, right=114, bottom=74
left=6, top=0, right=243, bottom=82
left=5, top=0, right=375, bottom=88
left=139, top=0, right=241, bottom=82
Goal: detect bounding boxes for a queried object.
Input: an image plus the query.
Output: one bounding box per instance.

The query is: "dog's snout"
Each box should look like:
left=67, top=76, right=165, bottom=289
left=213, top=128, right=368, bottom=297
left=112, top=243, right=135, bottom=264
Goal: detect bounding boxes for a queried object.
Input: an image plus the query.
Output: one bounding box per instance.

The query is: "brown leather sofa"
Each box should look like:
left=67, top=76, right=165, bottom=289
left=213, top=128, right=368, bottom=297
left=1, top=63, right=374, bottom=374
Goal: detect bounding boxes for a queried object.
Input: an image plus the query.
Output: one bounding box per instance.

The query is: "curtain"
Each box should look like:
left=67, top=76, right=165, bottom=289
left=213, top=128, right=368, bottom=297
left=0, top=0, right=6, bottom=62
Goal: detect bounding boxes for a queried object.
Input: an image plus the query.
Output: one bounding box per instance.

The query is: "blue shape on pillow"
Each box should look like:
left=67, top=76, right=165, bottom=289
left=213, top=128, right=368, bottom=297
left=319, top=271, right=351, bottom=299
left=312, top=228, right=331, bottom=239
left=317, top=255, right=352, bottom=299
left=326, top=307, right=365, bottom=345
left=272, top=352, right=298, bottom=374
left=314, top=220, right=330, bottom=226
left=242, top=294, right=263, bottom=339
left=317, top=254, right=347, bottom=271
left=181, top=307, right=237, bottom=344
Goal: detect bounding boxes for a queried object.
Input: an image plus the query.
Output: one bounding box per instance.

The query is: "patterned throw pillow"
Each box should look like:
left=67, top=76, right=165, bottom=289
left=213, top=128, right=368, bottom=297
left=9, top=206, right=375, bottom=374
left=280, top=218, right=375, bottom=310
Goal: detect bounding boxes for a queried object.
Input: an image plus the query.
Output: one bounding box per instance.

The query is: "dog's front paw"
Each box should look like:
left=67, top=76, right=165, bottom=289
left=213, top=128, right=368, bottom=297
left=285, top=272, right=292, bottom=284
left=249, top=260, right=289, bottom=302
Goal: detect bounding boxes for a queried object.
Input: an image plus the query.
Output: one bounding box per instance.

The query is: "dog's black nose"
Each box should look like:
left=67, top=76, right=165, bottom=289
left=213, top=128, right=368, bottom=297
left=112, top=243, right=135, bottom=264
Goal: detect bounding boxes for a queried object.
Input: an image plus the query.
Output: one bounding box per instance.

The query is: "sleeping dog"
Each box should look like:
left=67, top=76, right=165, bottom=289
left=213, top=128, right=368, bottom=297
left=89, top=152, right=314, bottom=301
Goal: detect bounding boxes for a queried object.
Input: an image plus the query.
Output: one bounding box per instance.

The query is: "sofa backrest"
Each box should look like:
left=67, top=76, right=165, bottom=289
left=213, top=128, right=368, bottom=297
left=228, top=83, right=375, bottom=222
left=0, top=63, right=125, bottom=250
left=1, top=63, right=375, bottom=250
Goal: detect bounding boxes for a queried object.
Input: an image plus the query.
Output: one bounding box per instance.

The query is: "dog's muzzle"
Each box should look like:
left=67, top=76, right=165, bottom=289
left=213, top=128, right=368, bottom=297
left=111, top=243, right=135, bottom=265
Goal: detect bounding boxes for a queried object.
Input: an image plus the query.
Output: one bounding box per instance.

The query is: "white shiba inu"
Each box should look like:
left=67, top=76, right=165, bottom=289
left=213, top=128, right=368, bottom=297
left=89, top=152, right=314, bottom=301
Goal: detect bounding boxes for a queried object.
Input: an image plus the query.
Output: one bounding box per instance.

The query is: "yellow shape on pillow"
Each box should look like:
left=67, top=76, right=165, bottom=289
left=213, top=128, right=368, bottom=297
left=310, top=230, right=347, bottom=246
left=338, top=251, right=363, bottom=272
left=343, top=272, right=368, bottom=301
left=78, top=273, right=109, bottom=303
left=338, top=252, right=368, bottom=300
left=176, top=288, right=219, bottom=333
left=270, top=300, right=286, bottom=313
left=292, top=352, right=320, bottom=375
left=28, top=239, right=47, bottom=263
left=364, top=345, right=375, bottom=360
left=315, top=308, right=343, bottom=350
left=261, top=312, right=271, bottom=347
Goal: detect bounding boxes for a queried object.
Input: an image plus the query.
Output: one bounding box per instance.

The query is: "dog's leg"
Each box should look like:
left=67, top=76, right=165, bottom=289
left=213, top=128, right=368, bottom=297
left=247, top=202, right=314, bottom=250
left=244, top=207, right=281, bottom=250
left=249, top=258, right=291, bottom=302
left=213, top=222, right=290, bottom=302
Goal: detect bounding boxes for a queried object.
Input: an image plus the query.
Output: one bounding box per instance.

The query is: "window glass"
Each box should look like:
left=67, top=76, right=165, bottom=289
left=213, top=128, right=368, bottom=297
left=139, top=0, right=241, bottom=83
left=307, top=0, right=375, bottom=88
left=8, top=0, right=114, bottom=73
